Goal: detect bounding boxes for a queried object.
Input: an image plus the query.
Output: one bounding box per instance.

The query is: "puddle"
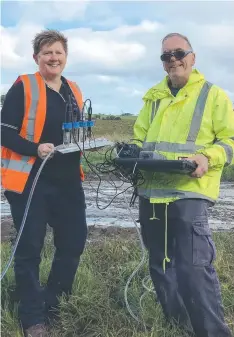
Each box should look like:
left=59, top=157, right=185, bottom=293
left=1, top=181, right=234, bottom=232
left=84, top=181, right=234, bottom=231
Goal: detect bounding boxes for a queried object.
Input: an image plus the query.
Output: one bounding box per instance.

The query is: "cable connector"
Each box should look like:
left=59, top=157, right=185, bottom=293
left=62, top=122, right=72, bottom=130
left=116, top=143, right=141, bottom=158
left=87, top=121, right=95, bottom=127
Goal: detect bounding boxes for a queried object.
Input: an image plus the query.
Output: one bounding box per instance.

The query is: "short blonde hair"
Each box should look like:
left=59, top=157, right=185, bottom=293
left=162, top=33, right=193, bottom=50
left=32, top=29, right=68, bottom=55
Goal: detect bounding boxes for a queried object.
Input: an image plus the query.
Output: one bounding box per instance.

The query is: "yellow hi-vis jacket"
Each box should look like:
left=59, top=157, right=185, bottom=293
left=133, top=69, right=234, bottom=204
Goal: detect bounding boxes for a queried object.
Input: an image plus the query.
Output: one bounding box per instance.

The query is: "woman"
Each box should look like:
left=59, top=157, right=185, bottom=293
left=1, top=29, right=87, bottom=337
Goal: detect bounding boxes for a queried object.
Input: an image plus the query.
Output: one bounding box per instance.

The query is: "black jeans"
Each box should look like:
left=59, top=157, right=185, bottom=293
left=139, top=197, right=232, bottom=337
left=5, top=178, right=87, bottom=330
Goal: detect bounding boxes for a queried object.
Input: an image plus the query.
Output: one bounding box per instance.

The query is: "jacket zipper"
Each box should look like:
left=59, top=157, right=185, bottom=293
left=46, top=84, right=66, bottom=103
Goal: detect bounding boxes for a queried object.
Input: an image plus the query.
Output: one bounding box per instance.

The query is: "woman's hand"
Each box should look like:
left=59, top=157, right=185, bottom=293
left=37, top=143, right=55, bottom=159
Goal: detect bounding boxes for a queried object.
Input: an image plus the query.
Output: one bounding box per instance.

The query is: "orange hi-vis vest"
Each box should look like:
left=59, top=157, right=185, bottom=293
left=1, top=72, right=85, bottom=194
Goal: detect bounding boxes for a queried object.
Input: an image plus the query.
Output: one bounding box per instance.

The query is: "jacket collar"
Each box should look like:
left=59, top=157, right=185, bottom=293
left=143, top=69, right=205, bottom=101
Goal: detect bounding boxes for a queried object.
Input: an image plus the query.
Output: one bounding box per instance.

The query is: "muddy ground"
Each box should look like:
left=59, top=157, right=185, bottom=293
left=1, top=180, right=234, bottom=243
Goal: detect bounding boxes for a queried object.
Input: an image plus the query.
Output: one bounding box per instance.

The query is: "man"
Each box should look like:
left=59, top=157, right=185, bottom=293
left=133, top=33, right=234, bottom=337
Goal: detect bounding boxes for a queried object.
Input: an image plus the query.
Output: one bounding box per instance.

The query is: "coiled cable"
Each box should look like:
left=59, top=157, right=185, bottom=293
left=1, top=149, right=55, bottom=281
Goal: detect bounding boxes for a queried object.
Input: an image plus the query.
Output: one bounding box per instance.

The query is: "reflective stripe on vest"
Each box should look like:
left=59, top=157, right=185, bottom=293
left=2, top=74, right=42, bottom=173
left=143, top=81, right=213, bottom=154
left=23, top=74, right=40, bottom=142
left=142, top=142, right=204, bottom=153
left=150, top=100, right=160, bottom=123
left=137, top=187, right=215, bottom=203
left=1, top=158, right=33, bottom=173
left=215, top=141, right=233, bottom=166
left=1, top=74, right=41, bottom=177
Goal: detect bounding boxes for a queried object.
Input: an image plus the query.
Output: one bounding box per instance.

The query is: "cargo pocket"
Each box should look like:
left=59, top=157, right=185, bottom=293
left=192, top=217, right=216, bottom=266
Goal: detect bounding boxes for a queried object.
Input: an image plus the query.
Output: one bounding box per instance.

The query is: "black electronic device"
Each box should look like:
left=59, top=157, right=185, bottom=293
left=114, top=157, right=197, bottom=174
left=114, top=143, right=197, bottom=174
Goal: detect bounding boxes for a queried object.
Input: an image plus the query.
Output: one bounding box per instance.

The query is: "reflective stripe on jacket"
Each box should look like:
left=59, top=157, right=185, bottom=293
left=1, top=72, right=84, bottom=193
left=133, top=69, right=234, bottom=204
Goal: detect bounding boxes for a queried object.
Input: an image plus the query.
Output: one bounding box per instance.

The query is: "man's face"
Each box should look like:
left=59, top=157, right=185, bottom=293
left=161, top=36, right=195, bottom=86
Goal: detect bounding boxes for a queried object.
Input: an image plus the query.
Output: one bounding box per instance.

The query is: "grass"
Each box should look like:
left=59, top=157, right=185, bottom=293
left=120, top=115, right=137, bottom=121
left=222, top=165, right=234, bottom=182
left=1, top=120, right=233, bottom=336
left=92, top=119, right=135, bottom=140
left=81, top=119, right=135, bottom=174
left=93, top=114, right=137, bottom=121
left=1, top=231, right=234, bottom=337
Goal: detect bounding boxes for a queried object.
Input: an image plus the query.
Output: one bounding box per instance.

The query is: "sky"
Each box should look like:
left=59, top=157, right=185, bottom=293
left=1, top=0, right=234, bottom=115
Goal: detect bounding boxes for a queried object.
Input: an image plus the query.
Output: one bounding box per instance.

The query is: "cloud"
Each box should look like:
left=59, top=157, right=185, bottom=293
left=1, top=23, right=44, bottom=71
left=96, top=75, right=121, bottom=84
left=225, top=90, right=234, bottom=104
left=1, top=1, right=234, bottom=114
left=17, top=0, right=90, bottom=25
left=61, top=20, right=163, bottom=79
left=116, top=86, right=144, bottom=97
left=67, top=31, right=146, bottom=69
left=0, top=83, right=12, bottom=96
left=0, top=26, right=23, bottom=68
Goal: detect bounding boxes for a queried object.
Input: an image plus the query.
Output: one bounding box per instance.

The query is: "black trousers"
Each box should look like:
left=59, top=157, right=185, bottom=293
left=5, top=177, right=87, bottom=330
left=139, top=197, right=232, bottom=337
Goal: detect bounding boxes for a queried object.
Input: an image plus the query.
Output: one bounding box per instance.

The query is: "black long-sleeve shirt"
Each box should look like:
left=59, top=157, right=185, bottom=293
left=1, top=77, right=82, bottom=186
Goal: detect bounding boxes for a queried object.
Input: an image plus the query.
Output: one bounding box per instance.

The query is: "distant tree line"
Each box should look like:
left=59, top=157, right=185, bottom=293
left=93, top=114, right=121, bottom=120
left=93, top=112, right=135, bottom=120
left=121, top=113, right=133, bottom=116
left=1, top=94, right=6, bottom=106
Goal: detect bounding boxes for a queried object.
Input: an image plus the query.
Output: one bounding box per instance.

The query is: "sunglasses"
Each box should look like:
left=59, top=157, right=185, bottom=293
left=160, top=50, right=193, bottom=62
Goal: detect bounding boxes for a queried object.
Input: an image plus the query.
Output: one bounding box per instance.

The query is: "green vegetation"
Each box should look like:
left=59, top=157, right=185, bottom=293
left=1, top=231, right=234, bottom=336
left=92, top=118, right=135, bottom=139
left=222, top=165, right=234, bottom=182
left=1, top=115, right=233, bottom=337
left=1, top=94, right=6, bottom=106
left=93, top=113, right=137, bottom=121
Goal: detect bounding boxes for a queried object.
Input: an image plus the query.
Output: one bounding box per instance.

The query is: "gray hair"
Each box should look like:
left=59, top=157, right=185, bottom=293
left=32, top=29, right=68, bottom=55
left=162, top=33, right=193, bottom=50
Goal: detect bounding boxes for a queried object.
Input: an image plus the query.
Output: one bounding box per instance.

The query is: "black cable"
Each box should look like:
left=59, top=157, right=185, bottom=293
left=71, top=104, right=105, bottom=206
left=70, top=99, right=145, bottom=210
left=73, top=137, right=145, bottom=209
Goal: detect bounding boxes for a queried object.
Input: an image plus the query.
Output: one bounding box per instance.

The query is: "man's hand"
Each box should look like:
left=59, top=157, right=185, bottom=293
left=37, top=143, right=55, bottom=159
left=188, top=154, right=209, bottom=178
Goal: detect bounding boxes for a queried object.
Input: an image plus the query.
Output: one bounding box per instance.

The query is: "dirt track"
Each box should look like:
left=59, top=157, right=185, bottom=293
left=1, top=181, right=234, bottom=242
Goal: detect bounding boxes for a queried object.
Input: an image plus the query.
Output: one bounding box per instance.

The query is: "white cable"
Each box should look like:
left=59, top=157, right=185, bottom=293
left=139, top=291, right=149, bottom=313
left=116, top=149, right=152, bottom=328
left=142, top=275, right=155, bottom=293
left=140, top=276, right=155, bottom=314
left=1, top=143, right=155, bottom=332
left=1, top=149, right=55, bottom=281
left=1, top=144, right=121, bottom=282
left=123, top=191, right=147, bottom=328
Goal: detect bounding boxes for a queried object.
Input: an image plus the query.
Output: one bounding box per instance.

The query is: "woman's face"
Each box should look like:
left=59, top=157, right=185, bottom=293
left=34, top=41, right=67, bottom=79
